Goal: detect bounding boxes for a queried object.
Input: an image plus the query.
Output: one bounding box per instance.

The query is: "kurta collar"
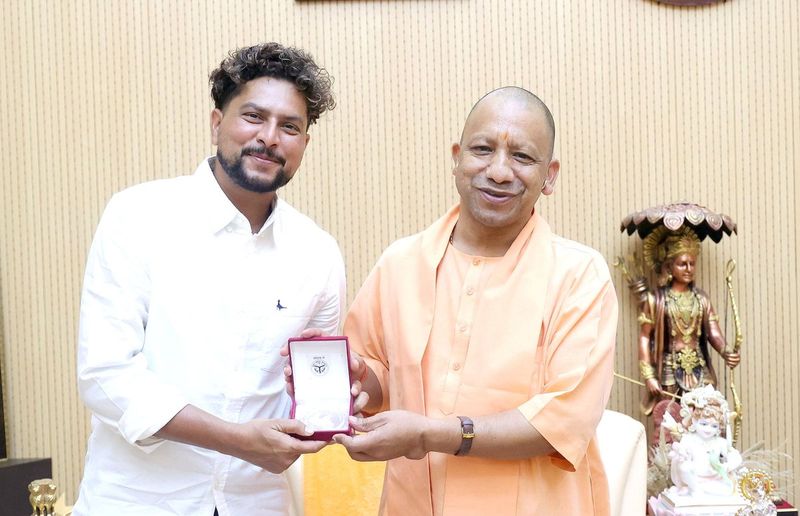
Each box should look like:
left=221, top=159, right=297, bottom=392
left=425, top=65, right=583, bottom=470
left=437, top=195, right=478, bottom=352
left=420, top=204, right=541, bottom=270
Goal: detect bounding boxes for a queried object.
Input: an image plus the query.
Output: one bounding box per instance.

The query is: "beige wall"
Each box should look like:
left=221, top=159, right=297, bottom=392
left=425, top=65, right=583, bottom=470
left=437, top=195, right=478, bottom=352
left=2, top=0, right=798, bottom=505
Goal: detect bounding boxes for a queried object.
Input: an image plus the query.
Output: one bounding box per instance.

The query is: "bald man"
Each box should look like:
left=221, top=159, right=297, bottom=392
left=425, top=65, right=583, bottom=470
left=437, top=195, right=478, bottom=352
left=327, top=88, right=618, bottom=515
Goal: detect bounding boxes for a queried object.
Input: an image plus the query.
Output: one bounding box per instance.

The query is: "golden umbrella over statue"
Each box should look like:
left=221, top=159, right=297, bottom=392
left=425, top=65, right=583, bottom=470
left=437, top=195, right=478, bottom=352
left=615, top=202, right=744, bottom=445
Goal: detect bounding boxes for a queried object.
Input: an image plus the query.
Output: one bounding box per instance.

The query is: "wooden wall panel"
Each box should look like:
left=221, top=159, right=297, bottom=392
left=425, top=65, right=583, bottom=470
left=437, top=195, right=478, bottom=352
left=2, top=0, right=797, bottom=505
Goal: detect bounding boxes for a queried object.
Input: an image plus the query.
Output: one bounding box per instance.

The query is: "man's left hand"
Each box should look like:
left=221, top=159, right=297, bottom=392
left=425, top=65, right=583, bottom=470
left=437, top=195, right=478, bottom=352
left=333, top=410, right=435, bottom=461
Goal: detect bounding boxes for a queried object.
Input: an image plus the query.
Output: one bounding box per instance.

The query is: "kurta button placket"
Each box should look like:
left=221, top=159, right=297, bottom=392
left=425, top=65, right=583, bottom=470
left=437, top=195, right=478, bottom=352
left=436, top=254, right=489, bottom=415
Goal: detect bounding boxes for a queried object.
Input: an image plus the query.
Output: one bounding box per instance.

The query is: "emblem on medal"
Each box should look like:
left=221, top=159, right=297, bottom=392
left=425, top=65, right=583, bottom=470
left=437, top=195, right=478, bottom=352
left=311, top=357, right=328, bottom=376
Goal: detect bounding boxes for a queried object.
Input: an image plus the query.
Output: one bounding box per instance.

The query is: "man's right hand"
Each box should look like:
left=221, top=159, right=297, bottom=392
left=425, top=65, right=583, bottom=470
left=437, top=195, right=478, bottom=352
left=227, top=418, right=328, bottom=473
left=156, top=405, right=327, bottom=474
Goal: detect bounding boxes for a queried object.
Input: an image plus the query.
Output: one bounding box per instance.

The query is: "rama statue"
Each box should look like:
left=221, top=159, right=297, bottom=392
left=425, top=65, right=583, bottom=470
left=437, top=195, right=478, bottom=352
left=616, top=202, right=742, bottom=444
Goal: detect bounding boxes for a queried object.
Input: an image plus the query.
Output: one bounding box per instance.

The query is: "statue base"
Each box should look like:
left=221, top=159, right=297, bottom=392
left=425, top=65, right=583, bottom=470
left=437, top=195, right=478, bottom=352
left=648, top=487, right=748, bottom=515
left=0, top=458, right=52, bottom=516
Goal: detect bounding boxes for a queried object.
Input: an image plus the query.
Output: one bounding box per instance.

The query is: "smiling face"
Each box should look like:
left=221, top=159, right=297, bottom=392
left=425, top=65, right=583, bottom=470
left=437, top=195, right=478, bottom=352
left=211, top=76, right=310, bottom=194
left=452, top=94, right=559, bottom=233
left=693, top=416, right=721, bottom=440
left=668, top=252, right=697, bottom=287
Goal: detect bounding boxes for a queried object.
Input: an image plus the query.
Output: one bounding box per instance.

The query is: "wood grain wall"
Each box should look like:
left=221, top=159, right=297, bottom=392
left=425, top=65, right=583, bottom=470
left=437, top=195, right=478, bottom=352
left=1, top=0, right=797, bottom=506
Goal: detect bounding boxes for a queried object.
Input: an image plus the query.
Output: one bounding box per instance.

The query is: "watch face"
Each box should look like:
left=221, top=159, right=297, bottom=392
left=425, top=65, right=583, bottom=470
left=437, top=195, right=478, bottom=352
left=654, top=0, right=726, bottom=5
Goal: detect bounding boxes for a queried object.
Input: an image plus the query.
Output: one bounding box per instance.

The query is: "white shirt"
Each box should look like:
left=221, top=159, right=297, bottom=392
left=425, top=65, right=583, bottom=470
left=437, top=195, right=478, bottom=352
left=74, top=159, right=345, bottom=516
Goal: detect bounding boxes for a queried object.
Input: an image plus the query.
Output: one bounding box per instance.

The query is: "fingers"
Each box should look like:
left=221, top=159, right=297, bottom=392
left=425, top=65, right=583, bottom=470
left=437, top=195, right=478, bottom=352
left=350, top=379, right=361, bottom=397
left=300, top=328, right=324, bottom=338
left=349, top=350, right=367, bottom=380
left=238, top=419, right=330, bottom=474
left=270, top=421, right=327, bottom=454
left=352, top=391, right=369, bottom=415
left=350, top=378, right=370, bottom=415
left=273, top=418, right=313, bottom=437
left=332, top=433, right=378, bottom=462
left=283, top=364, right=295, bottom=396
left=271, top=422, right=327, bottom=453
left=279, top=344, right=289, bottom=357
left=332, top=433, right=352, bottom=446
left=334, top=431, right=406, bottom=463
left=348, top=414, right=377, bottom=433
left=296, top=439, right=329, bottom=454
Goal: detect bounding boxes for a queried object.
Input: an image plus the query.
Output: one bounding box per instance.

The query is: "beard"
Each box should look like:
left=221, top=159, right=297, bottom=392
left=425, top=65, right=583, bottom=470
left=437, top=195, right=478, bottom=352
left=216, top=146, right=291, bottom=193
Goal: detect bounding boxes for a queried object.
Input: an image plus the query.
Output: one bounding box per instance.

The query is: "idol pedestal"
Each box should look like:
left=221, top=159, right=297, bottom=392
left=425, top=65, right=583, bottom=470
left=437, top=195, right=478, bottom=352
left=649, top=487, right=748, bottom=516
left=0, top=458, right=52, bottom=515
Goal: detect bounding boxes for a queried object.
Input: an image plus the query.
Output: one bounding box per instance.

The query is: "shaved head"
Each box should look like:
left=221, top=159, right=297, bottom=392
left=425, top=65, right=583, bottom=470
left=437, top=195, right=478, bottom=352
left=461, top=87, right=556, bottom=158
left=450, top=86, right=561, bottom=240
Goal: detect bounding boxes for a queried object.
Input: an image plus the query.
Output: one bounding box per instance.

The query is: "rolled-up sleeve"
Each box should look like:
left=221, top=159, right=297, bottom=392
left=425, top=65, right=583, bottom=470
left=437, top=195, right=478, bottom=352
left=307, top=238, right=347, bottom=336
left=77, top=194, right=188, bottom=450
left=518, top=257, right=618, bottom=471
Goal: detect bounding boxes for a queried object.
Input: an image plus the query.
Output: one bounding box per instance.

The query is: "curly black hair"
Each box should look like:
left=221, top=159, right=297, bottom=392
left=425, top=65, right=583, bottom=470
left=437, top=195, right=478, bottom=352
left=209, top=43, right=335, bottom=127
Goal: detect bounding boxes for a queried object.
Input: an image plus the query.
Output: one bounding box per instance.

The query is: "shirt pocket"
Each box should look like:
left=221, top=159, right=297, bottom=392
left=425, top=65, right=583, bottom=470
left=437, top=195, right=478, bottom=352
left=248, top=295, right=322, bottom=374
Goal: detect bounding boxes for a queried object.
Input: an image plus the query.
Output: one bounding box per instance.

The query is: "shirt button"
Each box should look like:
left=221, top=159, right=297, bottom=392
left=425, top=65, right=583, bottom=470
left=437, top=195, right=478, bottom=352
left=225, top=226, right=233, bottom=233
left=466, top=287, right=475, bottom=296
left=472, top=259, right=481, bottom=266
left=452, top=362, right=461, bottom=371
left=458, top=324, right=467, bottom=333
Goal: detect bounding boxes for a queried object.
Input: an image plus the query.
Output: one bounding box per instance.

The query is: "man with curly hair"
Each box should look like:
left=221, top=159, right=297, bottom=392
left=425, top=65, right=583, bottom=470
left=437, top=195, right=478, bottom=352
left=74, top=43, right=354, bottom=516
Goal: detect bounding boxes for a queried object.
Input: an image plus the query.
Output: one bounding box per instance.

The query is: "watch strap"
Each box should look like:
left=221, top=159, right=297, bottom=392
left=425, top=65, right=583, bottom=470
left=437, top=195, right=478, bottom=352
left=455, top=416, right=474, bottom=456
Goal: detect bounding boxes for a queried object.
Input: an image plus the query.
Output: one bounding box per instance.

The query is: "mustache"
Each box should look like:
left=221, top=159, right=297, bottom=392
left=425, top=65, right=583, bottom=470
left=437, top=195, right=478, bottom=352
left=242, top=145, right=286, bottom=165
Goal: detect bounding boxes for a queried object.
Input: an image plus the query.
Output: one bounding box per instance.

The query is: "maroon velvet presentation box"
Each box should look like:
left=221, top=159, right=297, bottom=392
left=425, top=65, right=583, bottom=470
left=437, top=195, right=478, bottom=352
left=776, top=500, right=797, bottom=515
left=287, top=336, right=354, bottom=440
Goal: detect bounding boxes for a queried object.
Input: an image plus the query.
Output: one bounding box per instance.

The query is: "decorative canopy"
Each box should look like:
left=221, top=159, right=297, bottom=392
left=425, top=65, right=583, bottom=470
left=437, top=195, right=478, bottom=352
left=620, top=202, right=737, bottom=243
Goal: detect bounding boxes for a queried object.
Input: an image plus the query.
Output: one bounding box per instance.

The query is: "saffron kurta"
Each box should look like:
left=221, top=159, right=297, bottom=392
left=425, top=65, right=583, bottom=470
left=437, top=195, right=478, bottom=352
left=344, top=206, right=618, bottom=515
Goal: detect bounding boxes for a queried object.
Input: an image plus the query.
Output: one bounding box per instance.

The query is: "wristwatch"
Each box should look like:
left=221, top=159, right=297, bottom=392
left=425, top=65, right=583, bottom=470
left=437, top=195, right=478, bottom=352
left=455, top=416, right=474, bottom=456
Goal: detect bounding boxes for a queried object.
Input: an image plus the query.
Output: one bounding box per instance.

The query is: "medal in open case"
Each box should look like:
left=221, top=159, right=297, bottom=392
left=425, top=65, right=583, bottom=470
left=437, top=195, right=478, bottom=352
left=287, top=336, right=353, bottom=440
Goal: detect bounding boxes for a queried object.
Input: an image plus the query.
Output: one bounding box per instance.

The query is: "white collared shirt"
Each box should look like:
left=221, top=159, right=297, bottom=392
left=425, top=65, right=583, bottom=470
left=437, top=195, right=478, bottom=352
left=74, top=159, right=345, bottom=515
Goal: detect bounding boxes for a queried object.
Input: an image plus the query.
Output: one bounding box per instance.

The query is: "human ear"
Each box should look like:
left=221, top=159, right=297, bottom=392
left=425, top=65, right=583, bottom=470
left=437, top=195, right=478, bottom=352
left=541, top=159, right=560, bottom=195
left=210, top=108, right=223, bottom=146
left=451, top=143, right=461, bottom=174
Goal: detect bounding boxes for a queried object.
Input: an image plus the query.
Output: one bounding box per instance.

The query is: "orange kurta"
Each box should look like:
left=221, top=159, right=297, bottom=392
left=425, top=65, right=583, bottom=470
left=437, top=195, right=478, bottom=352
left=344, top=206, right=618, bottom=515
